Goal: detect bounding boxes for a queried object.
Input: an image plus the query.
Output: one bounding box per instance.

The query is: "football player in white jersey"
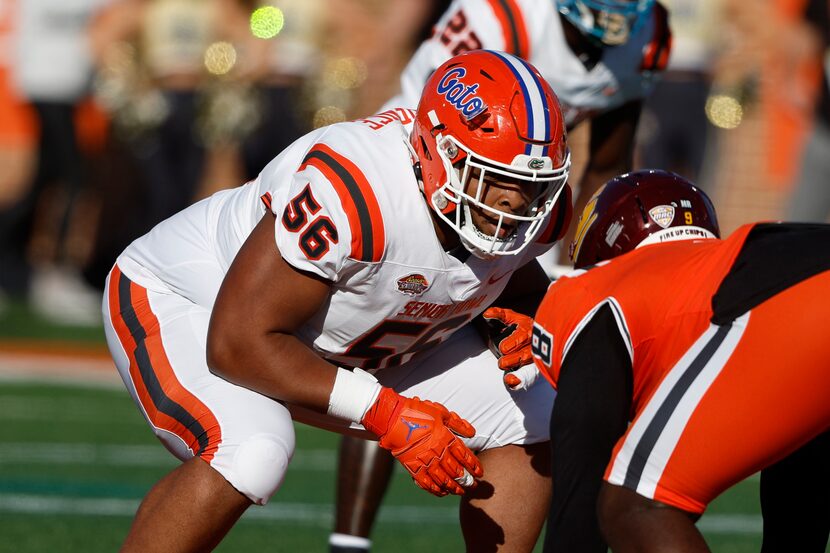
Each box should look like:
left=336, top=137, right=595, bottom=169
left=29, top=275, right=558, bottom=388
left=102, top=50, right=572, bottom=552
left=331, top=1, right=671, bottom=550
left=387, top=0, right=670, bottom=252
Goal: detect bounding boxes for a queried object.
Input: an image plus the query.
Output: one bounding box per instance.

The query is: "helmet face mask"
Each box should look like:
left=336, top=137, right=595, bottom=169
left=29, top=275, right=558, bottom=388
left=557, top=0, right=655, bottom=45
left=412, top=50, right=571, bottom=258
left=569, top=170, right=720, bottom=269
left=433, top=134, right=571, bottom=257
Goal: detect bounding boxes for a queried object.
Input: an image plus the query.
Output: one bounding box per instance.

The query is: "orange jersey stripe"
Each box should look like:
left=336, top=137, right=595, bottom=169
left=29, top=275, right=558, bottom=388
left=485, top=0, right=530, bottom=59
left=108, top=266, right=222, bottom=461
left=300, top=144, right=385, bottom=262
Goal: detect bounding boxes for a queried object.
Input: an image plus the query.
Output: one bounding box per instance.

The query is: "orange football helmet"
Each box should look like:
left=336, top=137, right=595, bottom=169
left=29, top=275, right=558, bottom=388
left=410, top=50, right=571, bottom=258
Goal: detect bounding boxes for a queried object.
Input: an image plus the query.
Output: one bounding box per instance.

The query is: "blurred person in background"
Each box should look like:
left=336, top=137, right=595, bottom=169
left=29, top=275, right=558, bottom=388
left=330, top=1, right=672, bottom=550
left=1, top=0, right=111, bottom=325
left=787, top=0, right=830, bottom=223
left=239, top=0, right=326, bottom=180
left=88, top=0, right=263, bottom=233
left=0, top=0, right=38, bottom=309
left=382, top=0, right=671, bottom=265
left=636, top=0, right=723, bottom=186
left=332, top=0, right=452, bottom=120
left=85, top=0, right=265, bottom=290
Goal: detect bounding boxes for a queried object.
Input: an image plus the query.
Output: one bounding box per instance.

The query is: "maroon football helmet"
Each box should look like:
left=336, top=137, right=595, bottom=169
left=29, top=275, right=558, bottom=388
left=569, top=170, right=720, bottom=269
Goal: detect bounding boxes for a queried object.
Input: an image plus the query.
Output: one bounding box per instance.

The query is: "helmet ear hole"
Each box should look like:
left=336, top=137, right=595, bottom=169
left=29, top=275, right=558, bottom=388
left=419, top=136, right=432, bottom=161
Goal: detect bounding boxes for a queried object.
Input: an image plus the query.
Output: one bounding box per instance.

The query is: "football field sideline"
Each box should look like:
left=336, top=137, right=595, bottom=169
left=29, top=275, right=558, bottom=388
left=0, top=438, right=764, bottom=535
left=0, top=348, right=777, bottom=551
left=0, top=492, right=763, bottom=534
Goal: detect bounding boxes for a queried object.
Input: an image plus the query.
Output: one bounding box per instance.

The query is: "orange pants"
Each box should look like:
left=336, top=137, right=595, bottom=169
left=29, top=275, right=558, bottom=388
left=606, top=270, right=830, bottom=513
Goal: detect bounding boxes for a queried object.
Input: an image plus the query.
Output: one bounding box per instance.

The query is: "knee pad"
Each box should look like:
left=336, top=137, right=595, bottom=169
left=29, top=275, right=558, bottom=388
left=228, top=434, right=294, bottom=505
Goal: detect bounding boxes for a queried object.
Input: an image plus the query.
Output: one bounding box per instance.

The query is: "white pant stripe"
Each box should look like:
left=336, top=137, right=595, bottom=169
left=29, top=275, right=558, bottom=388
left=607, top=313, right=750, bottom=498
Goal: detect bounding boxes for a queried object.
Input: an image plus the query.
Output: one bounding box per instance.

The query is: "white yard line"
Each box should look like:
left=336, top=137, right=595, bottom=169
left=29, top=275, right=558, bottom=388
left=0, top=493, right=762, bottom=533
left=0, top=442, right=336, bottom=471
left=0, top=354, right=765, bottom=536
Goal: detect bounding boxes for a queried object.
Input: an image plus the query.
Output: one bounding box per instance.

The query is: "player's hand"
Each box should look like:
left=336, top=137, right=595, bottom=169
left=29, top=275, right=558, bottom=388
left=481, top=307, right=539, bottom=391
left=361, top=388, right=483, bottom=497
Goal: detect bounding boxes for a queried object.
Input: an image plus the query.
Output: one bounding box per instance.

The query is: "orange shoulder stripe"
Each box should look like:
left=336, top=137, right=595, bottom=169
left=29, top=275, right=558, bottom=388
left=485, top=0, right=530, bottom=59
left=299, top=144, right=385, bottom=262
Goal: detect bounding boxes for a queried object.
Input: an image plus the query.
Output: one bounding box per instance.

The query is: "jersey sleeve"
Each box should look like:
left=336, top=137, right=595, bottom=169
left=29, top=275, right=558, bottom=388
left=546, top=303, right=633, bottom=552
left=532, top=275, right=632, bottom=388
left=532, top=282, right=568, bottom=388
left=268, top=142, right=386, bottom=281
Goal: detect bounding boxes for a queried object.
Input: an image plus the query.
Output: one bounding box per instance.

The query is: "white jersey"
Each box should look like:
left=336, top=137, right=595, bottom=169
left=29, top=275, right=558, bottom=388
left=12, top=0, right=109, bottom=101
left=118, top=108, right=563, bottom=371
left=385, top=0, right=671, bottom=128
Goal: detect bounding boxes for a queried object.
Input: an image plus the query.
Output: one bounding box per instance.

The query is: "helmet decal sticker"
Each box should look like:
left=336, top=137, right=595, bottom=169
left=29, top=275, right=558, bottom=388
left=649, top=205, right=675, bottom=228
left=605, top=220, right=623, bottom=247
left=436, top=68, right=487, bottom=120
left=570, top=194, right=600, bottom=261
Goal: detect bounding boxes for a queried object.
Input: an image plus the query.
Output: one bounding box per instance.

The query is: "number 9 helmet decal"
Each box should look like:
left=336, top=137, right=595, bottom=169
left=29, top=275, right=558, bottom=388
left=570, top=169, right=720, bottom=269
left=411, top=50, right=571, bottom=258
left=557, top=0, right=655, bottom=46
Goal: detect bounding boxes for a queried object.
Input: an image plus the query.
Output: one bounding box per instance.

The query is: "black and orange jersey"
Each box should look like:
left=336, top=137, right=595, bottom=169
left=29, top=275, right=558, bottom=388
left=537, top=222, right=830, bottom=551
left=533, top=222, right=830, bottom=413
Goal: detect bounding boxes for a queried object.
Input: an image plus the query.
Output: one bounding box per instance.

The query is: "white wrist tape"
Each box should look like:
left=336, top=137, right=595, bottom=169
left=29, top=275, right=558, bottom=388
left=327, top=367, right=383, bottom=423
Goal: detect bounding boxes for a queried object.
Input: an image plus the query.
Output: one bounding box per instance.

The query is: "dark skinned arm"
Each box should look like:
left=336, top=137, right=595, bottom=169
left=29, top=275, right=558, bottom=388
left=543, top=304, right=633, bottom=553
left=206, top=212, right=337, bottom=412
left=209, top=213, right=484, bottom=496
left=495, top=258, right=552, bottom=316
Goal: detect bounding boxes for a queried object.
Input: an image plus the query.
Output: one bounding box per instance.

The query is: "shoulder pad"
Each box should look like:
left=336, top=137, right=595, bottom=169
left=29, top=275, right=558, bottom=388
left=298, top=143, right=386, bottom=263
left=481, top=0, right=531, bottom=59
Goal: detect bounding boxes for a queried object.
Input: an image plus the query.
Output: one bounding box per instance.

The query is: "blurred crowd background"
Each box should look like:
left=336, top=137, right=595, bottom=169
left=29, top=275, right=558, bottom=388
left=0, top=0, right=827, bottom=327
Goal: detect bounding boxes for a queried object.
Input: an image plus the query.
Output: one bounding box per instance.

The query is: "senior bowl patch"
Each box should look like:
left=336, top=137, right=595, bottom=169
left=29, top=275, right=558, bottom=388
left=649, top=205, right=675, bottom=228
left=396, top=273, right=430, bottom=296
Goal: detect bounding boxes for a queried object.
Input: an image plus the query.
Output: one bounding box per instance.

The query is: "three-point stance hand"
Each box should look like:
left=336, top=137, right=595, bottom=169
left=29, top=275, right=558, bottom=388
left=361, top=388, right=483, bottom=497
left=481, top=307, right=539, bottom=391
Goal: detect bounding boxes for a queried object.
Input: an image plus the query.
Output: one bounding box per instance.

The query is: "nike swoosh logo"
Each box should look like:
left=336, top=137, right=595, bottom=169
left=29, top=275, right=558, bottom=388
left=488, top=271, right=512, bottom=285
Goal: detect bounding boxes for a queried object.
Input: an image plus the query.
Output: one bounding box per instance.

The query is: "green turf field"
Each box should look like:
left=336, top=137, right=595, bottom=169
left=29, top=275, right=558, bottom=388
left=0, top=378, right=778, bottom=553
left=0, top=303, right=815, bottom=552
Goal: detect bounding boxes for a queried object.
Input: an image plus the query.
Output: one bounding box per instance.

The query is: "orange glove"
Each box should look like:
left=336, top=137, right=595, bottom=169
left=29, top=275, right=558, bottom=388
left=361, top=387, right=483, bottom=497
left=481, top=307, right=539, bottom=391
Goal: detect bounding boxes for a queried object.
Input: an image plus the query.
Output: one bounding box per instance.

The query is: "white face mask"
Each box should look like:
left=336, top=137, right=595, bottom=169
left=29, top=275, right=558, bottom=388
left=430, top=135, right=571, bottom=258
